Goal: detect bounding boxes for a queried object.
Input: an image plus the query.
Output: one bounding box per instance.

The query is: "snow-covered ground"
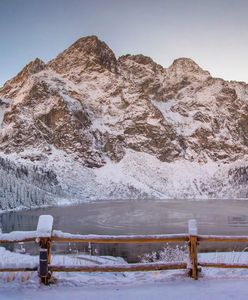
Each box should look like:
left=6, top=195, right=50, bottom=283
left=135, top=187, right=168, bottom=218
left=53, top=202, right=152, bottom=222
left=0, top=247, right=248, bottom=299
left=1, top=147, right=248, bottom=212
left=1, top=279, right=248, bottom=300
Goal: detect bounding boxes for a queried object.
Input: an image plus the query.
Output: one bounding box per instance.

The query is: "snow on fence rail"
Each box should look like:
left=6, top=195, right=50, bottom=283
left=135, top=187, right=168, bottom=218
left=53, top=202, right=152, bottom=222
left=1, top=215, right=248, bottom=284
left=52, top=230, right=188, bottom=243
left=0, top=215, right=54, bottom=243
left=0, top=231, right=40, bottom=243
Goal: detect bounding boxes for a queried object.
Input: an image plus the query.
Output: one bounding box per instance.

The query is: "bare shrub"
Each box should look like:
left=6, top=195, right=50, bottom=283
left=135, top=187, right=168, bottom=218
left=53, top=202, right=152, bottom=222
left=140, top=243, right=187, bottom=263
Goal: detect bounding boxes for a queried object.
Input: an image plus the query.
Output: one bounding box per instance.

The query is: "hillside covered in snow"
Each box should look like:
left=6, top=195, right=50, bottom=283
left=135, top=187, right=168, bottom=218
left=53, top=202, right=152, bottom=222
left=0, top=35, right=248, bottom=209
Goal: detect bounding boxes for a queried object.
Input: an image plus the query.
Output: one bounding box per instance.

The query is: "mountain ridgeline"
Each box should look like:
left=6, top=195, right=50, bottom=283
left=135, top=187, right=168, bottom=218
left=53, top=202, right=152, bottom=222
left=0, top=35, right=248, bottom=209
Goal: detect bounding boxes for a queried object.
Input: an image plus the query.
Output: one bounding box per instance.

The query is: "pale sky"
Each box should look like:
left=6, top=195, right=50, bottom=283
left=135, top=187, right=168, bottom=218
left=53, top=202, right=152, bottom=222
left=0, top=0, right=248, bottom=87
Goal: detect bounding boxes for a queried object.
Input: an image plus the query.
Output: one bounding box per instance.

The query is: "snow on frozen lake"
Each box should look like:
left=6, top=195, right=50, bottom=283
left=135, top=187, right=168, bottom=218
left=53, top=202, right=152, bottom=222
left=2, top=199, right=248, bottom=235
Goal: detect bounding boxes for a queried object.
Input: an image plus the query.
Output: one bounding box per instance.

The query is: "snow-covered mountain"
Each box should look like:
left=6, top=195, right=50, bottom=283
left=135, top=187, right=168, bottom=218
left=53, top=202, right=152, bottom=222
left=1, top=35, right=248, bottom=209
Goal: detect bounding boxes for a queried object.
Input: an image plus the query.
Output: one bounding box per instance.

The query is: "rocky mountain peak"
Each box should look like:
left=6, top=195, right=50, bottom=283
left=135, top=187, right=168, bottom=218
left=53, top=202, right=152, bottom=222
left=0, top=58, right=45, bottom=96
left=118, top=54, right=164, bottom=74
left=21, top=57, right=45, bottom=74
left=119, top=54, right=162, bottom=66
left=167, top=57, right=211, bottom=80
left=48, top=35, right=118, bottom=78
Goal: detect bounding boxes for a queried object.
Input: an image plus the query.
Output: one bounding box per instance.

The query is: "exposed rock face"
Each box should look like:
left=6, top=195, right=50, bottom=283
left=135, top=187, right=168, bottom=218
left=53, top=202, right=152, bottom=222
left=48, top=35, right=118, bottom=79
left=0, top=35, right=248, bottom=170
left=1, top=58, right=46, bottom=98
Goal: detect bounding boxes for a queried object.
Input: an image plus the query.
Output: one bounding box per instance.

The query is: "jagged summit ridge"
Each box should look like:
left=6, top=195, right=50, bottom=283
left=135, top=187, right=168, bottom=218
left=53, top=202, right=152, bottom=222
left=0, top=35, right=248, bottom=168
left=119, top=54, right=163, bottom=69
left=167, top=57, right=211, bottom=81
left=170, top=57, right=205, bottom=71
left=48, top=35, right=118, bottom=79
left=0, top=58, right=46, bottom=97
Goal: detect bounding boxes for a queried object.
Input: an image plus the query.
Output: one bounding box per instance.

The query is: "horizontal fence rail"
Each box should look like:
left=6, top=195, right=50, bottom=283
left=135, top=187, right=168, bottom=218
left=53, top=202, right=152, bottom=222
left=0, top=231, right=48, bottom=243
left=0, top=267, right=38, bottom=272
left=1, top=215, right=248, bottom=284
left=198, top=235, right=248, bottom=243
left=50, top=262, right=187, bottom=273
left=52, top=230, right=189, bottom=243
left=198, top=262, right=248, bottom=269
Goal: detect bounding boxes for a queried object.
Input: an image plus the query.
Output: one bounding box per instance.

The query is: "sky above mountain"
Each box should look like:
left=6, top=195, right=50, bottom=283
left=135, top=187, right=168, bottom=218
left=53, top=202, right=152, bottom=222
left=0, top=0, right=248, bottom=87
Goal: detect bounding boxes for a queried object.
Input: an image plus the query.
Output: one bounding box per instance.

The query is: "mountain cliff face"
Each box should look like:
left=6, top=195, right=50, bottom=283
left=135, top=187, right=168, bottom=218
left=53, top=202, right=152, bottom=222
left=1, top=35, right=248, bottom=209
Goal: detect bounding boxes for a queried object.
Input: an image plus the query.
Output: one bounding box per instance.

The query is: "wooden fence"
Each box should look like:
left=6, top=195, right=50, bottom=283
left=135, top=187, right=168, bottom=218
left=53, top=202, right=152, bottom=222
left=1, top=215, right=248, bottom=285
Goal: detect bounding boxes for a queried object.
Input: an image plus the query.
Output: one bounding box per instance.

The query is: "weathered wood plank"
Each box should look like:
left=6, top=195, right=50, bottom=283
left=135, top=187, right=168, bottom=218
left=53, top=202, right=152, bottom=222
left=38, top=216, right=53, bottom=285
left=0, top=267, right=37, bottom=272
left=50, top=262, right=187, bottom=272
left=198, top=235, right=248, bottom=242
left=39, top=248, right=49, bottom=285
left=51, top=237, right=188, bottom=244
left=188, top=220, right=198, bottom=280
left=199, top=262, right=248, bottom=269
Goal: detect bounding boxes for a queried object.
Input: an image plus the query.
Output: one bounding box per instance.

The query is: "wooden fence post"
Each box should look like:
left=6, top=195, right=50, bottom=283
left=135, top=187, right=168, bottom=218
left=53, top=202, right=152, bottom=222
left=188, top=219, right=198, bottom=280
left=36, top=215, right=53, bottom=285
left=39, top=247, right=48, bottom=284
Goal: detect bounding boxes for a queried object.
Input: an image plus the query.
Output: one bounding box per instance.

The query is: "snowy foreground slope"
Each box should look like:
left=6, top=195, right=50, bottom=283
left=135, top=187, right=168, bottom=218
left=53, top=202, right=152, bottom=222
left=1, top=35, right=248, bottom=209
left=1, top=280, right=247, bottom=300
left=0, top=247, right=248, bottom=300
left=1, top=280, right=246, bottom=300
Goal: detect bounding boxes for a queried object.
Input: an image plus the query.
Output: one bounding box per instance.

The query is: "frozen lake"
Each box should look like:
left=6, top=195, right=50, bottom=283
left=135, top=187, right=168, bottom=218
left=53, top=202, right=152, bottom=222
left=1, top=199, right=248, bottom=261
